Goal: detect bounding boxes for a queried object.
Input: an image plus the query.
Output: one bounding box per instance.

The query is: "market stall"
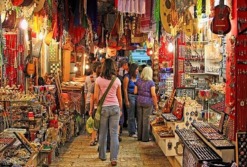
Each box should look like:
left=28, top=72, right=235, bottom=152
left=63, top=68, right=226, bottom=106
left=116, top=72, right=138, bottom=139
left=0, top=0, right=246, bottom=166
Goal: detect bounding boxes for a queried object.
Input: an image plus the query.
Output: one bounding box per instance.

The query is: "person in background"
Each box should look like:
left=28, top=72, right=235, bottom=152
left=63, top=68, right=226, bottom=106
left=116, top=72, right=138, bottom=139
left=118, top=60, right=129, bottom=129
left=94, top=58, right=122, bottom=166
left=123, top=63, right=139, bottom=137
left=84, top=62, right=101, bottom=116
left=135, top=67, right=158, bottom=142
left=139, top=64, right=147, bottom=74
left=88, top=65, right=102, bottom=146
left=117, top=59, right=129, bottom=135
left=118, top=59, right=129, bottom=77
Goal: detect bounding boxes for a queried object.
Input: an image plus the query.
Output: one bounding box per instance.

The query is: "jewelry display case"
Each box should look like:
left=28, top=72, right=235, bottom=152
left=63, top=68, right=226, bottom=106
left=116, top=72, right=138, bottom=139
left=176, top=128, right=222, bottom=167
left=192, top=122, right=235, bottom=162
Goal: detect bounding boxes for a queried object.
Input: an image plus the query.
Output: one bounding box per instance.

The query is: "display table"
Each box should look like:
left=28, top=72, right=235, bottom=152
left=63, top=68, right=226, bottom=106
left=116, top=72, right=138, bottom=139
left=191, top=122, right=235, bottom=162
left=151, top=123, right=182, bottom=167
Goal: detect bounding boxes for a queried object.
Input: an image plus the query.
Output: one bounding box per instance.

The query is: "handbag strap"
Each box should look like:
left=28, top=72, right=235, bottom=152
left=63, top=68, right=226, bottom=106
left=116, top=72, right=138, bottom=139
left=99, top=76, right=117, bottom=105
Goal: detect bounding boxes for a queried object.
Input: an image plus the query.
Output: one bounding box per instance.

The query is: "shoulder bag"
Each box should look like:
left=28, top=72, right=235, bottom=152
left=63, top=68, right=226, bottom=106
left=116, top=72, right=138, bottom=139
left=94, top=77, right=117, bottom=129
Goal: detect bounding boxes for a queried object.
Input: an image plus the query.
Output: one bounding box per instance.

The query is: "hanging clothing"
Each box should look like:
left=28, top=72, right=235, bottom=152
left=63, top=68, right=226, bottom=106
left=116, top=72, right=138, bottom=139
left=140, top=0, right=153, bottom=32
left=87, top=0, right=97, bottom=31
left=118, top=0, right=145, bottom=14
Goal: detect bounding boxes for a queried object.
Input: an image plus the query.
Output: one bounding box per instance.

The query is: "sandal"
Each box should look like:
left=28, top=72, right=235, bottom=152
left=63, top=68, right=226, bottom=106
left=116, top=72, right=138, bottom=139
left=111, top=160, right=117, bottom=166
left=89, top=140, right=97, bottom=146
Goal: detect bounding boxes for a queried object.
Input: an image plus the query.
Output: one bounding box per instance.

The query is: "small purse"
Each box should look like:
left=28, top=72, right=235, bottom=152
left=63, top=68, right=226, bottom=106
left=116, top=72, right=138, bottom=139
left=94, top=77, right=117, bottom=129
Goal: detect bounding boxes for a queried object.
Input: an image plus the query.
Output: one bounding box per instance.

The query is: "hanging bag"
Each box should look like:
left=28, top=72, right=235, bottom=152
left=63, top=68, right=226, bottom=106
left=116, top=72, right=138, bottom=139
left=94, top=77, right=117, bottom=130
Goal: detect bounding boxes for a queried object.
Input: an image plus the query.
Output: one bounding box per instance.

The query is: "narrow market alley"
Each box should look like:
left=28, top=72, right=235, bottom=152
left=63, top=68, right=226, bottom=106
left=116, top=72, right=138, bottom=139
left=50, top=130, right=171, bottom=167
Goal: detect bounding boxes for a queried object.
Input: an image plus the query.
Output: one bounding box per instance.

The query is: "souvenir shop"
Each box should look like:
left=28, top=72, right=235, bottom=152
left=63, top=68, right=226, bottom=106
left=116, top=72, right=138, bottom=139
left=0, top=0, right=246, bottom=166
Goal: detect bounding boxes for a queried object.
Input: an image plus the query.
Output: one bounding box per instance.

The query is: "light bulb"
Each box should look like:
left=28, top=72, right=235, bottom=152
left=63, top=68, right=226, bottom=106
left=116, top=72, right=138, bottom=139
left=73, top=66, right=78, bottom=72
left=38, top=32, right=44, bottom=40
left=84, top=53, right=87, bottom=57
left=20, top=19, right=28, bottom=30
left=146, top=48, right=153, bottom=56
left=99, top=49, right=104, bottom=54
left=85, top=64, right=89, bottom=69
left=198, top=22, right=203, bottom=29
left=168, top=43, right=174, bottom=52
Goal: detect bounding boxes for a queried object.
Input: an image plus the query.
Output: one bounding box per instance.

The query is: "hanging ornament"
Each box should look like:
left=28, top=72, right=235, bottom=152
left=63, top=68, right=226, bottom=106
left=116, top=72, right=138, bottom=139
left=146, top=48, right=153, bottom=57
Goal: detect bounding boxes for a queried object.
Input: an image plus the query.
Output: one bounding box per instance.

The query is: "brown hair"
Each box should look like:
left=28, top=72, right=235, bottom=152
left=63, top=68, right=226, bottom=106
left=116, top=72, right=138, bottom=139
left=96, top=65, right=101, bottom=77
left=100, top=58, right=116, bottom=80
left=129, top=63, right=138, bottom=78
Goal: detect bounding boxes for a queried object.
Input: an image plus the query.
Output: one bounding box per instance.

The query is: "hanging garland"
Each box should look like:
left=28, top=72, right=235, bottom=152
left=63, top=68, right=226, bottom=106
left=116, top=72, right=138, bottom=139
left=154, top=0, right=160, bottom=35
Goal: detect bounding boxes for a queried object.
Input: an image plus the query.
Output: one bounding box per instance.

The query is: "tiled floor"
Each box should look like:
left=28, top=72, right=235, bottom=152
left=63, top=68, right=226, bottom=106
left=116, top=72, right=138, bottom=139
left=50, top=130, right=171, bottom=167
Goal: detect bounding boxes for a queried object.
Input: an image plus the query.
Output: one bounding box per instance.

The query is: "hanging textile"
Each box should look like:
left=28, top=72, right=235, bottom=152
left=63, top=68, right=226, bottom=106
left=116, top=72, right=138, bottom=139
left=154, top=0, right=160, bottom=34
left=87, top=0, right=97, bottom=31
left=115, top=0, right=118, bottom=9
left=118, top=0, right=145, bottom=14
left=140, top=0, right=152, bottom=32
left=84, top=0, right=87, bottom=15
left=0, top=15, right=3, bottom=67
left=4, top=34, right=18, bottom=87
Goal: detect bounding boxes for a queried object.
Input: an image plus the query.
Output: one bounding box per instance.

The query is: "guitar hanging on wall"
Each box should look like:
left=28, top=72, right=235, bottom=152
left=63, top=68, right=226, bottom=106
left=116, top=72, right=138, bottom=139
left=210, top=0, right=231, bottom=35
left=24, top=30, right=36, bottom=78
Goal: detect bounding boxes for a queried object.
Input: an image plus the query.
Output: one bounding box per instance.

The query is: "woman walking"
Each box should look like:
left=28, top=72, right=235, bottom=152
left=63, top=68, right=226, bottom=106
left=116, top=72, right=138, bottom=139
left=135, top=67, right=158, bottom=142
left=94, top=58, right=122, bottom=166
left=123, top=63, right=139, bottom=137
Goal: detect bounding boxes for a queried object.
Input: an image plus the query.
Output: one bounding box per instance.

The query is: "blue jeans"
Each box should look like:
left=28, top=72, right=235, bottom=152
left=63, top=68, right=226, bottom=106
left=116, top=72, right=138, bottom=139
left=99, top=105, right=120, bottom=161
left=127, top=94, right=137, bottom=135
left=137, top=104, right=152, bottom=142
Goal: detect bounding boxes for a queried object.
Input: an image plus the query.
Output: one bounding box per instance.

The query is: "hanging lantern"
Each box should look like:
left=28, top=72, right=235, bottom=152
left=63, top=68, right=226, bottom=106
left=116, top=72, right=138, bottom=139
left=146, top=48, right=153, bottom=56
left=167, top=42, right=174, bottom=53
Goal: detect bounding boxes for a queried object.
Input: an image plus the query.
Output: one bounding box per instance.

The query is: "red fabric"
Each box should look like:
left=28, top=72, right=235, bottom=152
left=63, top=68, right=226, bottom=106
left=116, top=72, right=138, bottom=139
left=115, top=0, right=118, bottom=8
left=172, top=100, right=184, bottom=120
left=68, top=15, right=86, bottom=44
left=4, top=34, right=18, bottom=87
left=140, top=0, right=152, bottom=30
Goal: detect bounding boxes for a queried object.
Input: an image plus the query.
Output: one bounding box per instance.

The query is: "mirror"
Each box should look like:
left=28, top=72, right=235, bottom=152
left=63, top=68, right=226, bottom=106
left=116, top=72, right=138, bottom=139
left=208, top=109, right=225, bottom=133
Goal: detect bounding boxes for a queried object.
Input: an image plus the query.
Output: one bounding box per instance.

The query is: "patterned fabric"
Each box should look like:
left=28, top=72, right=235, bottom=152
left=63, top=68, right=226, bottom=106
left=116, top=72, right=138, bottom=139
left=136, top=79, right=155, bottom=106
left=49, top=43, right=59, bottom=62
left=49, top=63, right=60, bottom=74
left=183, top=146, right=197, bottom=167
left=140, top=0, right=153, bottom=32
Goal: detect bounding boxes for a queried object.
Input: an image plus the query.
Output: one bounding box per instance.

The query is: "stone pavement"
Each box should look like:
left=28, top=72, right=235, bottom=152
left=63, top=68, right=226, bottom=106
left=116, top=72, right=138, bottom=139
left=50, top=130, right=171, bottom=167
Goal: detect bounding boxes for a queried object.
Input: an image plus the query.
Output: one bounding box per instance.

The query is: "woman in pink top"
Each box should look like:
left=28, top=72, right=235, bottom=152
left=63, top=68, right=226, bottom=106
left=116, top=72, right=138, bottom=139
left=94, top=58, right=122, bottom=166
